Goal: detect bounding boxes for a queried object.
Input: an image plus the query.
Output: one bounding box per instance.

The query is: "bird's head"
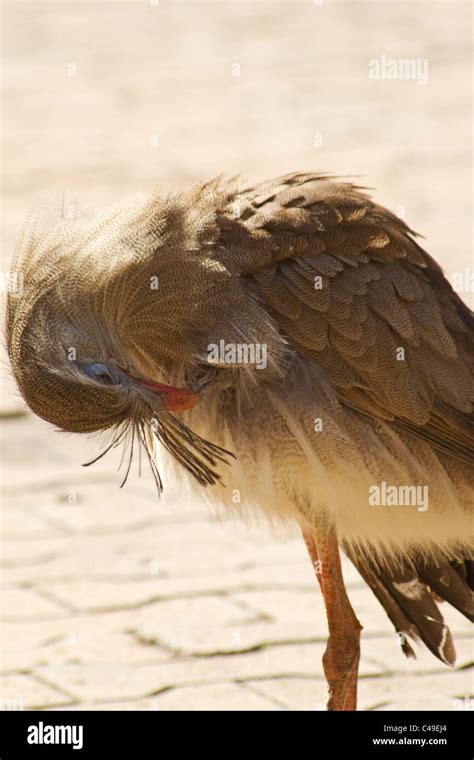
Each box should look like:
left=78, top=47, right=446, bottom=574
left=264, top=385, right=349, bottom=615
left=5, top=194, right=233, bottom=490
left=8, top=302, right=199, bottom=433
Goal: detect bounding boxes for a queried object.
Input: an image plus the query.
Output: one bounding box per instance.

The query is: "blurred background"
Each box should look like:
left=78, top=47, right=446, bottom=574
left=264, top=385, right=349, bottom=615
left=1, top=0, right=472, bottom=710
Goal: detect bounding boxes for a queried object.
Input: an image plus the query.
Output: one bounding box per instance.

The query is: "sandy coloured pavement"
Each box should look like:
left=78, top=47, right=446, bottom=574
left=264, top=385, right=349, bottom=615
left=0, top=0, right=472, bottom=710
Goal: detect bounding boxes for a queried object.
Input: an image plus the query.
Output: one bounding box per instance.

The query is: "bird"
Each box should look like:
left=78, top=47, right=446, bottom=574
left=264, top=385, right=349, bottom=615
left=6, top=172, right=474, bottom=710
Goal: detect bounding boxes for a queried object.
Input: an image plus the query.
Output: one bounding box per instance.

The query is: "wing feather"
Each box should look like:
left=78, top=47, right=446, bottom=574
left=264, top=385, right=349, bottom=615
left=221, top=173, right=474, bottom=463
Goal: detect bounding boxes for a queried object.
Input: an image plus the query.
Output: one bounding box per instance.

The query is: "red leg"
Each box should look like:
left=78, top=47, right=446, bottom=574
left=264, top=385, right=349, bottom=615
left=303, top=527, right=362, bottom=710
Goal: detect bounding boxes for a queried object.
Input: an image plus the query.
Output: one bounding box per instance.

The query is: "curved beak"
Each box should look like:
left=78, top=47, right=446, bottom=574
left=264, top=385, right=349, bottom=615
left=139, top=378, right=199, bottom=412
left=124, top=369, right=199, bottom=412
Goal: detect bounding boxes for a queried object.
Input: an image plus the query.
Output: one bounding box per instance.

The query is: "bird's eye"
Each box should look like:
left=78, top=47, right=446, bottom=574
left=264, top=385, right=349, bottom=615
left=83, top=363, right=118, bottom=386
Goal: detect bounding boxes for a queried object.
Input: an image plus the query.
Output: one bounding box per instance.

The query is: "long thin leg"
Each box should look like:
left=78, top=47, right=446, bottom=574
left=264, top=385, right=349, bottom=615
left=303, top=527, right=362, bottom=711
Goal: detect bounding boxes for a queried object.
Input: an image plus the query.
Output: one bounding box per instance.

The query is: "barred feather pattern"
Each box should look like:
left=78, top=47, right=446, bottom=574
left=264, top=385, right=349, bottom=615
left=6, top=172, right=473, bottom=665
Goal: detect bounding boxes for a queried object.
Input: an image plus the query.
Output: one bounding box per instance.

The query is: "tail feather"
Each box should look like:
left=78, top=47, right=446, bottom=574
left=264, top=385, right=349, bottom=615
left=376, top=567, right=456, bottom=666
left=347, top=556, right=418, bottom=659
left=344, top=545, right=474, bottom=666
left=418, top=560, right=474, bottom=622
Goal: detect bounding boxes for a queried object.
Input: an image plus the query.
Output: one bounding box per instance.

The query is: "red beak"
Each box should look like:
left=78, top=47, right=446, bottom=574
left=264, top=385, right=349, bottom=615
left=128, top=373, right=199, bottom=412
left=140, top=379, right=199, bottom=412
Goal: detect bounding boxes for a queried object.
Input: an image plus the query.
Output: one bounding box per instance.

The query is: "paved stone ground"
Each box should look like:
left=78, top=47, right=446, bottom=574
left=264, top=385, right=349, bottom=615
left=0, top=413, right=473, bottom=710
left=1, top=1, right=472, bottom=710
